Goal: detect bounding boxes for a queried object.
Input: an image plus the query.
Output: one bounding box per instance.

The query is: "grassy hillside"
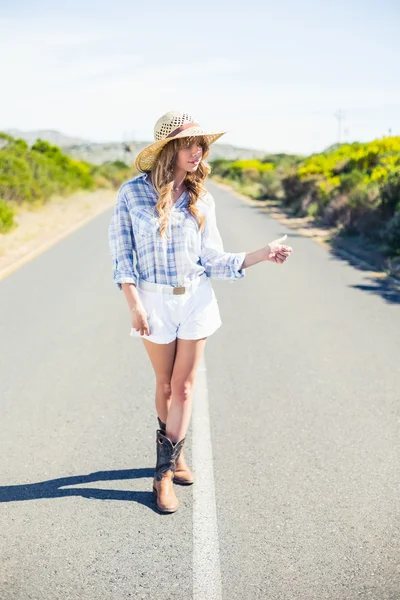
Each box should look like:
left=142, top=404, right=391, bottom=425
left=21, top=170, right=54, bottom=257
left=0, top=133, right=136, bottom=233
left=210, top=138, right=400, bottom=259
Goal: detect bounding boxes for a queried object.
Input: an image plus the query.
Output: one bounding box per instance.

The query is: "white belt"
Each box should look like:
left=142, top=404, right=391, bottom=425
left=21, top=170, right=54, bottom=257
left=138, top=273, right=209, bottom=295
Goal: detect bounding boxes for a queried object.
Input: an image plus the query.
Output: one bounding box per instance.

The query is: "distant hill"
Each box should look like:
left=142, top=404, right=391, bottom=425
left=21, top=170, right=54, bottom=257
left=4, top=129, right=90, bottom=147
left=4, top=129, right=268, bottom=164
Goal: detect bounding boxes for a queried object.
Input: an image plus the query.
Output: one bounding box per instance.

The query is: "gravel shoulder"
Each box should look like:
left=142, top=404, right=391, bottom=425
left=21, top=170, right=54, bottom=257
left=0, top=189, right=116, bottom=278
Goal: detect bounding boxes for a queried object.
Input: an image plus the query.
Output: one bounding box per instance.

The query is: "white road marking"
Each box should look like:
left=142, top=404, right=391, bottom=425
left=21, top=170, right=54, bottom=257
left=192, top=357, right=223, bottom=600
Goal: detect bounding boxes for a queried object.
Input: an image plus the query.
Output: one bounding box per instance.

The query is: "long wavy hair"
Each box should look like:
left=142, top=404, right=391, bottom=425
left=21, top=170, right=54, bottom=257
left=148, top=135, right=211, bottom=238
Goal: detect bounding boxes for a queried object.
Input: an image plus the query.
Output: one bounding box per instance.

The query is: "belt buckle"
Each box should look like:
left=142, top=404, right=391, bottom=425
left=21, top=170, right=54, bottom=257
left=173, top=286, right=186, bottom=295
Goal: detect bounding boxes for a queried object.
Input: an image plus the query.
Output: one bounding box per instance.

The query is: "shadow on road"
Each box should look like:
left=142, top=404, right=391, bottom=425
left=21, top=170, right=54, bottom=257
left=0, top=468, right=165, bottom=514
left=242, top=201, right=400, bottom=304
left=329, top=246, right=400, bottom=305
left=347, top=276, right=400, bottom=304
left=272, top=228, right=400, bottom=304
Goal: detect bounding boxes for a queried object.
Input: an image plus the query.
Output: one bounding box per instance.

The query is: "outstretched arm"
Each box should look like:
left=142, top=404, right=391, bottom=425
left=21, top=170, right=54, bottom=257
left=242, top=235, right=293, bottom=267
left=200, top=193, right=292, bottom=277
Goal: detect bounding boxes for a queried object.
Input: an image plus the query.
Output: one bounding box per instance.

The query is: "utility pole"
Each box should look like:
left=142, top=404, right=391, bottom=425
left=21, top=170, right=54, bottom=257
left=335, top=109, right=345, bottom=144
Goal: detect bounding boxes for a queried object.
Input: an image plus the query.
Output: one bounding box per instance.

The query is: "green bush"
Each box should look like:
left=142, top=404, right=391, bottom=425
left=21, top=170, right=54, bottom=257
left=91, top=160, right=134, bottom=188
left=230, top=159, right=275, bottom=173
left=281, top=173, right=314, bottom=209
left=212, top=138, right=400, bottom=257
left=0, top=133, right=137, bottom=235
left=307, top=202, right=319, bottom=218
left=209, top=158, right=233, bottom=178
left=382, top=211, right=400, bottom=256
left=0, top=135, right=95, bottom=205
left=380, top=171, right=400, bottom=219
left=0, top=198, right=16, bottom=233
left=339, top=170, right=364, bottom=192
left=239, top=183, right=263, bottom=199
left=259, top=170, right=283, bottom=199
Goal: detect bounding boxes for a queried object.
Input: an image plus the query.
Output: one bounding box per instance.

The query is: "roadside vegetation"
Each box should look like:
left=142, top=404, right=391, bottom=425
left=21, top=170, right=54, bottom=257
left=0, top=133, right=136, bottom=233
left=210, top=137, right=400, bottom=261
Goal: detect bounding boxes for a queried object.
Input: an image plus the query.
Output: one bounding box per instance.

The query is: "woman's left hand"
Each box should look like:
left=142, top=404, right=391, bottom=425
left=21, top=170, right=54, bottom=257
left=265, top=235, right=293, bottom=264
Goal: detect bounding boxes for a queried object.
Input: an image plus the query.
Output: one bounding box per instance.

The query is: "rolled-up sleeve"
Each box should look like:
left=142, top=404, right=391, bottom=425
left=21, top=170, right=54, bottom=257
left=200, top=194, right=246, bottom=280
left=108, top=187, right=139, bottom=290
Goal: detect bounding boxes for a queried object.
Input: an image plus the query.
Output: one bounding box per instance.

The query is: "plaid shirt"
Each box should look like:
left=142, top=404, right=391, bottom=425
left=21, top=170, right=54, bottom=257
left=108, top=173, right=246, bottom=290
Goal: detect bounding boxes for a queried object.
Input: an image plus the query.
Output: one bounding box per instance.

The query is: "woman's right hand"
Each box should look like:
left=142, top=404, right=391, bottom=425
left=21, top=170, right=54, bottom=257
left=131, top=303, right=150, bottom=336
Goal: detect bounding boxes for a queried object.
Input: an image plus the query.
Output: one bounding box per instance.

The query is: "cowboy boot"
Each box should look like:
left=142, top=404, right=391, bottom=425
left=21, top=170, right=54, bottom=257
left=153, top=429, right=185, bottom=513
left=157, top=417, right=194, bottom=485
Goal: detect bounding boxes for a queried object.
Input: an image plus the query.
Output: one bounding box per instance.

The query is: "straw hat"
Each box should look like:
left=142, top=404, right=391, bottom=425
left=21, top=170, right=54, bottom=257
left=134, top=110, right=226, bottom=172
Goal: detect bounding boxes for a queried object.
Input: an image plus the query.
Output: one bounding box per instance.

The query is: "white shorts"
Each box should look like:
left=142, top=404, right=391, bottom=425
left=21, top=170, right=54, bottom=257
left=130, top=273, right=222, bottom=344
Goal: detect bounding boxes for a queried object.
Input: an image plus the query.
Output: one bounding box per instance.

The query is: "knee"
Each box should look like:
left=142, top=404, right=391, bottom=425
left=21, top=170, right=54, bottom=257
left=171, top=379, right=193, bottom=404
left=156, top=380, right=172, bottom=398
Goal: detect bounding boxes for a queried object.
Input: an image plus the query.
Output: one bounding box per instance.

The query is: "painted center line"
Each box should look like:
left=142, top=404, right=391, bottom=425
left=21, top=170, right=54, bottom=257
left=192, top=356, right=223, bottom=600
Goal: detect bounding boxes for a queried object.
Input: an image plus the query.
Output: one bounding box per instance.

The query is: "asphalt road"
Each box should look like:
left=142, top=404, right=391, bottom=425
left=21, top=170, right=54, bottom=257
left=1, top=181, right=399, bottom=600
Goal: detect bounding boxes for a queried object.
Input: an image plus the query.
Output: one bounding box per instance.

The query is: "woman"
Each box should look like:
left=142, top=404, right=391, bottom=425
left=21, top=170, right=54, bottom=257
left=108, top=110, right=293, bottom=514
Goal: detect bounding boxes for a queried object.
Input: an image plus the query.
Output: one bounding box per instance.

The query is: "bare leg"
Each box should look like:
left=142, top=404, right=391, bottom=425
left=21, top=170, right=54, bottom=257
left=167, top=337, right=207, bottom=443
left=141, top=338, right=177, bottom=423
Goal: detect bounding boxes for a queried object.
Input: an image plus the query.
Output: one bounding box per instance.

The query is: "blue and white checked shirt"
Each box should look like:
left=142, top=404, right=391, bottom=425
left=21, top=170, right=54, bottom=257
left=108, top=173, right=246, bottom=290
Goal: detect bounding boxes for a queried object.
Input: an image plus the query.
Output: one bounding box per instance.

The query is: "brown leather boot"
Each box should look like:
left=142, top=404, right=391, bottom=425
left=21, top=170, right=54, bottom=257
left=153, top=429, right=186, bottom=513
left=157, top=417, right=194, bottom=485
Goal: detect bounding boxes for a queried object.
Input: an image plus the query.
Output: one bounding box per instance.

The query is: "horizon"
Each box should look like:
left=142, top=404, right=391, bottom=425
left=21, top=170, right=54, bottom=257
left=4, top=126, right=400, bottom=159
left=2, top=127, right=271, bottom=154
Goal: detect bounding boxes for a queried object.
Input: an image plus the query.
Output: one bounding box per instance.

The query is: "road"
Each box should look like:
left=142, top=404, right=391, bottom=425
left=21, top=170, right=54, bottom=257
left=1, top=181, right=399, bottom=600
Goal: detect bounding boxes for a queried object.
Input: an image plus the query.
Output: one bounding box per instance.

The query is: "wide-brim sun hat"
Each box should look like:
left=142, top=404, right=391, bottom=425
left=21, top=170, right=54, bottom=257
left=134, top=110, right=227, bottom=172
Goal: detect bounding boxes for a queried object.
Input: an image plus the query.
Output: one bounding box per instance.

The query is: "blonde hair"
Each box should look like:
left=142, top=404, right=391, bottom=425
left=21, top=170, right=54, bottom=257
left=148, top=135, right=211, bottom=238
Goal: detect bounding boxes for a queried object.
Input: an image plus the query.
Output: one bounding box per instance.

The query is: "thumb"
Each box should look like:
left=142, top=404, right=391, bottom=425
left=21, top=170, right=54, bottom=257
left=275, top=235, right=287, bottom=243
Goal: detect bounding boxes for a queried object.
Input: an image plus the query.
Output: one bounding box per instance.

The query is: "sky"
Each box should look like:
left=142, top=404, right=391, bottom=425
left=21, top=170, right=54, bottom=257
left=1, top=0, right=399, bottom=155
